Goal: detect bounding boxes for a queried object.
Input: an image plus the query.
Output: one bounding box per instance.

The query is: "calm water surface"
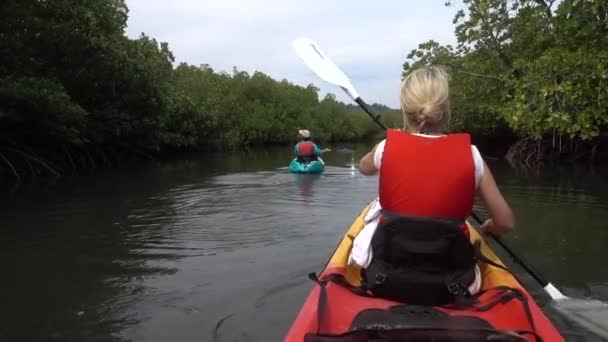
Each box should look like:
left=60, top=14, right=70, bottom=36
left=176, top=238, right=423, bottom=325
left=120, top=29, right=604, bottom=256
left=1, top=145, right=607, bottom=341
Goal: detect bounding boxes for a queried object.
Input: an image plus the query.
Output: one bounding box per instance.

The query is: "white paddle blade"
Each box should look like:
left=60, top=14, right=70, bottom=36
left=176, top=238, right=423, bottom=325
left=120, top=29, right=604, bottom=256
left=544, top=283, right=568, bottom=301
left=292, top=37, right=359, bottom=100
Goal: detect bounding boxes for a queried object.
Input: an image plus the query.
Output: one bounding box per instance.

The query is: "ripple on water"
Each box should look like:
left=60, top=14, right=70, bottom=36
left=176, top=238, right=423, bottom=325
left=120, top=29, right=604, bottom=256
left=118, top=168, right=376, bottom=258
left=504, top=184, right=608, bottom=209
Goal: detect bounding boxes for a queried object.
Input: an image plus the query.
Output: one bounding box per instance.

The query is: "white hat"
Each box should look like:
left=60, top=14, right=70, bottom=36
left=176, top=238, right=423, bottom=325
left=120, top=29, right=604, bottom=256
left=298, top=129, right=311, bottom=138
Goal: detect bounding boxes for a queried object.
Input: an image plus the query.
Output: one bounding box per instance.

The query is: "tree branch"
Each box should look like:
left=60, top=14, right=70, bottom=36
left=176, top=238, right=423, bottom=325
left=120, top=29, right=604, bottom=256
left=442, top=64, right=504, bottom=82
left=532, top=0, right=554, bottom=18
left=0, top=151, right=20, bottom=182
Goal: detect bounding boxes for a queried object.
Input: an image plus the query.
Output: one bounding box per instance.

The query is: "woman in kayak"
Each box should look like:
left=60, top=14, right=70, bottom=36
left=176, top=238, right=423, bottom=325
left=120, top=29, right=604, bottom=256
left=355, top=66, right=515, bottom=305
left=358, top=66, right=514, bottom=235
left=294, top=129, right=323, bottom=163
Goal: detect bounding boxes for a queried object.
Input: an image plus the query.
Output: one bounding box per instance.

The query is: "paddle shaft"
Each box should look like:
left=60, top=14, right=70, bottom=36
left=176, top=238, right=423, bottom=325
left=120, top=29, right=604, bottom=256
left=354, top=97, right=386, bottom=130
left=470, top=212, right=549, bottom=288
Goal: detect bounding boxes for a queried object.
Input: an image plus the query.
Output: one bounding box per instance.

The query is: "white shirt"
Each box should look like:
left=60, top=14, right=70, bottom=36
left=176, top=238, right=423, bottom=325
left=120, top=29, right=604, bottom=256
left=373, top=134, right=484, bottom=188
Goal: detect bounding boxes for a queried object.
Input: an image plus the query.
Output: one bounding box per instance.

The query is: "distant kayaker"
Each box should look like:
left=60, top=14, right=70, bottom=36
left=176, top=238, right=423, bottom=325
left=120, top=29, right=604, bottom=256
left=294, top=129, right=322, bottom=163
left=355, top=66, right=515, bottom=305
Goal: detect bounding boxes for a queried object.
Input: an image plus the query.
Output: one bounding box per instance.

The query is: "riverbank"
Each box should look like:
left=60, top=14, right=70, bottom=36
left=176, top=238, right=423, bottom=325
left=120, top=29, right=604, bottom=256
left=0, top=131, right=608, bottom=194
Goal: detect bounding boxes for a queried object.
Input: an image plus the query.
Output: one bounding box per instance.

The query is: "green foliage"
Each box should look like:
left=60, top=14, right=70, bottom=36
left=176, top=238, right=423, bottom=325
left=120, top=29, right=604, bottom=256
left=167, top=65, right=393, bottom=149
left=403, top=0, right=608, bottom=158
left=0, top=77, right=88, bottom=144
left=1, top=0, right=397, bottom=181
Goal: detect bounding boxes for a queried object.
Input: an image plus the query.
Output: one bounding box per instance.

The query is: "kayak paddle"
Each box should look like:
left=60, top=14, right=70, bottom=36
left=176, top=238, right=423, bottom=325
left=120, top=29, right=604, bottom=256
left=470, top=212, right=608, bottom=339
left=292, top=36, right=608, bottom=338
left=293, top=38, right=387, bottom=131
left=470, top=212, right=567, bottom=299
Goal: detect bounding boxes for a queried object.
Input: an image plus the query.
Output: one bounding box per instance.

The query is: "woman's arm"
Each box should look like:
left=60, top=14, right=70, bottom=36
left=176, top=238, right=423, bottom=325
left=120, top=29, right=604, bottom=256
left=359, top=143, right=380, bottom=175
left=477, top=161, right=515, bottom=235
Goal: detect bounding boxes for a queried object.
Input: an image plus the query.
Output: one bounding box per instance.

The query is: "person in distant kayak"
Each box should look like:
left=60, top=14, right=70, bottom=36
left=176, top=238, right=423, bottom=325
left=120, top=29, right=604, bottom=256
left=294, top=129, right=322, bottom=163
left=356, top=66, right=515, bottom=305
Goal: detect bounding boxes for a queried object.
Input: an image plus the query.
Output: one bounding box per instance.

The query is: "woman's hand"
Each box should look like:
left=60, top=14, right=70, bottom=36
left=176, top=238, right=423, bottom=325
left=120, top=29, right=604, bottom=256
left=358, top=142, right=380, bottom=175
left=480, top=218, right=511, bottom=236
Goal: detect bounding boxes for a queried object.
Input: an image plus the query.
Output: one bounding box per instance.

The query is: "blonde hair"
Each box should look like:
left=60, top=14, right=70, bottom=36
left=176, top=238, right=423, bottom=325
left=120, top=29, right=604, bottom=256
left=400, top=66, right=450, bottom=133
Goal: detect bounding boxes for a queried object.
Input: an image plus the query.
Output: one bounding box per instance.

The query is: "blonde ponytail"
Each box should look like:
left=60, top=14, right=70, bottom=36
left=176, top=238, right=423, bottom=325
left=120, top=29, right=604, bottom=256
left=400, top=66, right=450, bottom=132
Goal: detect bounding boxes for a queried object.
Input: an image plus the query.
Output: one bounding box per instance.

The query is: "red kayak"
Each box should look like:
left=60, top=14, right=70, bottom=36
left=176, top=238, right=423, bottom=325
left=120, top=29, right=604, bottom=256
left=284, top=201, right=564, bottom=341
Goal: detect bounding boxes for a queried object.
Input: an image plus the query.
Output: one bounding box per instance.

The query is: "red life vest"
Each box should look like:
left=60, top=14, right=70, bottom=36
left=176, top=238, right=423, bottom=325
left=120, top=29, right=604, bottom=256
left=379, top=129, right=475, bottom=220
left=298, top=141, right=315, bottom=156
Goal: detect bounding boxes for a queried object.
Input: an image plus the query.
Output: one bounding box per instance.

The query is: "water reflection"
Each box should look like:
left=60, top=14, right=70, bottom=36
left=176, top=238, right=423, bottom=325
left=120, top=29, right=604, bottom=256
left=292, top=174, right=322, bottom=202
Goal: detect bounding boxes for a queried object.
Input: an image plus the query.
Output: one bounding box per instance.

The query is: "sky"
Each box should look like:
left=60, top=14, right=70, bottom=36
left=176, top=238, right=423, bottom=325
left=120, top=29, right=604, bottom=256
left=124, top=1, right=459, bottom=108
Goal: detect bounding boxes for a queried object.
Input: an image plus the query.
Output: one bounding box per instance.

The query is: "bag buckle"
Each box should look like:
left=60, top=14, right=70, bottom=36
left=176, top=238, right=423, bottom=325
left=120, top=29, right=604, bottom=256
left=375, top=272, right=387, bottom=285
left=447, top=282, right=462, bottom=295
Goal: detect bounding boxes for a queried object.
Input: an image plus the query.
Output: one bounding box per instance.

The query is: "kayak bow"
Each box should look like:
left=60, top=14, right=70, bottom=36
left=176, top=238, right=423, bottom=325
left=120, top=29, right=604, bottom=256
left=284, top=201, right=564, bottom=341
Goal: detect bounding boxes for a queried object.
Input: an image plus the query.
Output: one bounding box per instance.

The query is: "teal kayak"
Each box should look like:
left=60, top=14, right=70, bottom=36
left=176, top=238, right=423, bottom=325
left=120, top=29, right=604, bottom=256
left=288, top=158, right=325, bottom=174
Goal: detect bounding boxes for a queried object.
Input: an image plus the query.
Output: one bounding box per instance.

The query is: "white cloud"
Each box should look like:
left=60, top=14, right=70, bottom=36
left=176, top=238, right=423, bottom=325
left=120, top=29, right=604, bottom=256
left=125, top=0, right=459, bottom=108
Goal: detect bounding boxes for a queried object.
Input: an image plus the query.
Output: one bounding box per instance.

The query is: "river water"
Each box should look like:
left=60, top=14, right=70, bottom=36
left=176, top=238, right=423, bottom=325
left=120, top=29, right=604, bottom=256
left=1, top=144, right=607, bottom=341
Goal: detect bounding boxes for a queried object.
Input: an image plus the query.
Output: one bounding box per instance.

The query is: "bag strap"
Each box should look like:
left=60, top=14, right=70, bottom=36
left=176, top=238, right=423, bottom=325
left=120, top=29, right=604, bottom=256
left=472, top=240, right=536, bottom=299
left=472, top=239, right=539, bottom=335
left=324, top=273, right=374, bottom=296
left=307, top=273, right=542, bottom=342
left=307, top=271, right=380, bottom=335
left=446, top=285, right=540, bottom=341
left=307, top=272, right=329, bottom=335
